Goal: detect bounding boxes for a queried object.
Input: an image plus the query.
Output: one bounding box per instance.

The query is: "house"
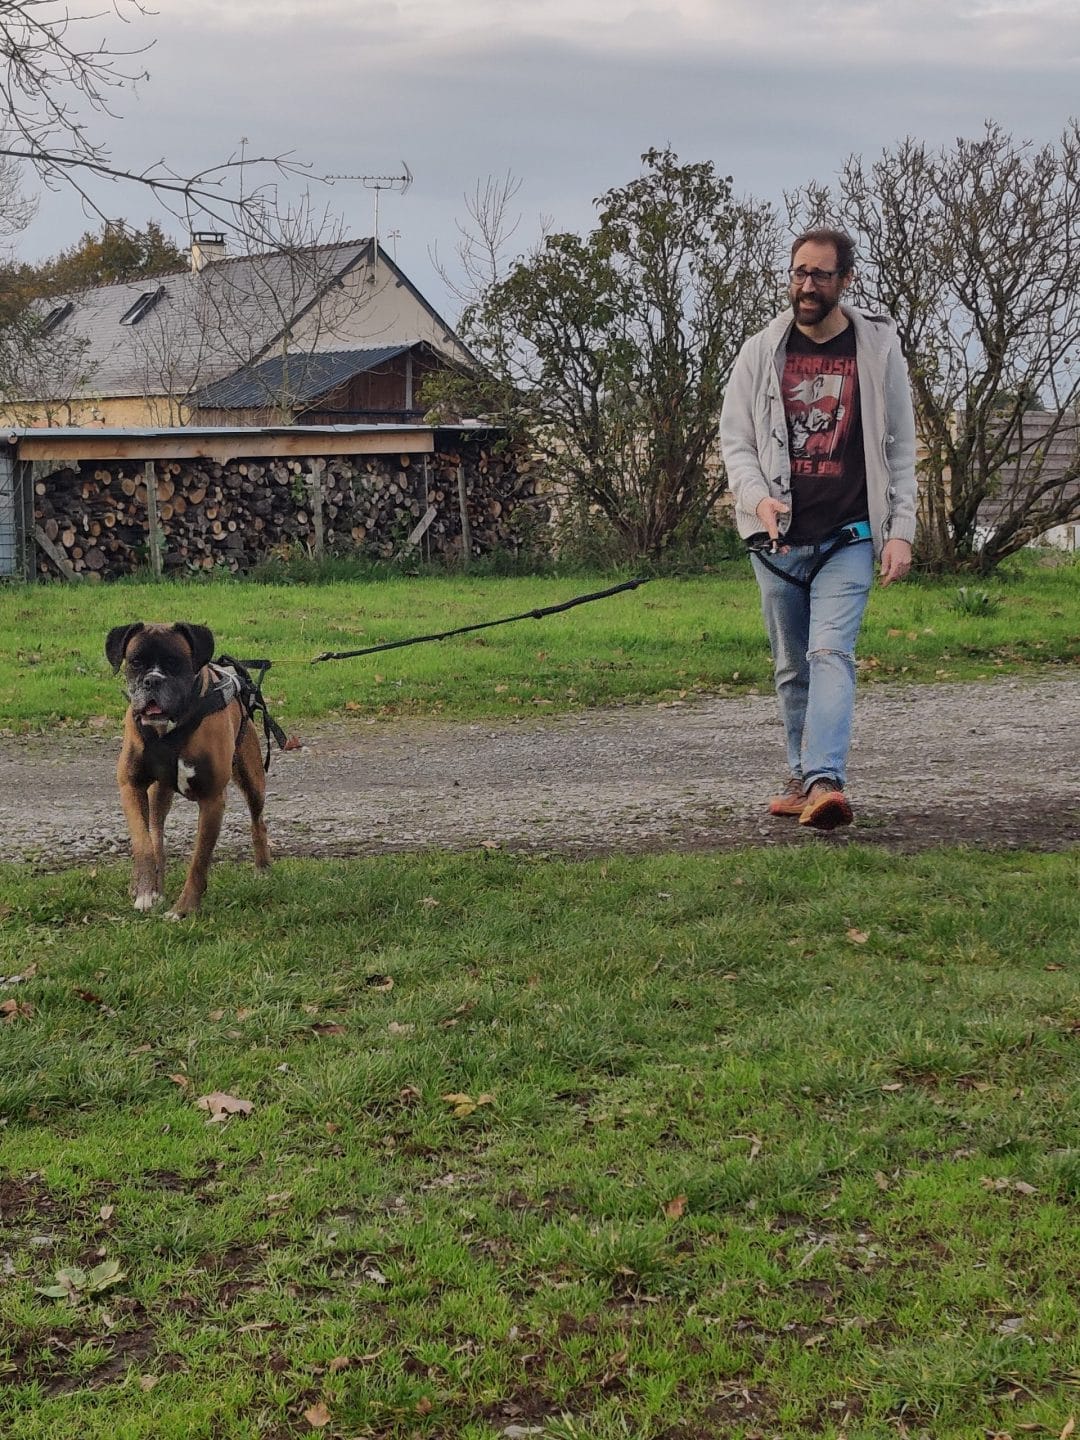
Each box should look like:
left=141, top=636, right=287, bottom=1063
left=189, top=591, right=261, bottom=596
left=4, top=235, right=472, bottom=428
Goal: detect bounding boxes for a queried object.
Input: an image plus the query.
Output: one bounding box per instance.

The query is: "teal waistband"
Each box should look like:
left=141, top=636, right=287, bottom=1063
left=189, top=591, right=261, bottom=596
left=841, top=519, right=872, bottom=542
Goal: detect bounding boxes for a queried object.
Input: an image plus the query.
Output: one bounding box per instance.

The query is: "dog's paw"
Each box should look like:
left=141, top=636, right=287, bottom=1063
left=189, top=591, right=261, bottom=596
left=164, top=909, right=187, bottom=922
left=133, top=891, right=161, bottom=912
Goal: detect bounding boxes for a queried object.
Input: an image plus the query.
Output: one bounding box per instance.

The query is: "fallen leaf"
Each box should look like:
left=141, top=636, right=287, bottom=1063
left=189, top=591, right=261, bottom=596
left=664, top=1194, right=688, bottom=1220
left=99, top=1205, right=115, bottom=1221
left=139, top=1375, right=159, bottom=1392
left=0, top=998, right=32, bottom=1022
left=846, top=928, right=870, bottom=945
left=303, top=1400, right=332, bottom=1429
left=874, top=1171, right=890, bottom=1191
left=419, top=896, right=440, bottom=908
left=1045, top=963, right=1065, bottom=972
left=387, top=1022, right=414, bottom=1036
left=416, top=1396, right=434, bottom=1415
left=365, top=974, right=394, bottom=992
left=328, top=1355, right=351, bottom=1373
left=881, top=1082, right=904, bottom=1092
left=1062, top=1420, right=1076, bottom=1440
left=195, top=1092, right=254, bottom=1123
left=441, top=1091, right=494, bottom=1119
left=168, top=1073, right=190, bottom=1089
left=282, top=735, right=303, bottom=751
left=311, top=1023, right=346, bottom=1037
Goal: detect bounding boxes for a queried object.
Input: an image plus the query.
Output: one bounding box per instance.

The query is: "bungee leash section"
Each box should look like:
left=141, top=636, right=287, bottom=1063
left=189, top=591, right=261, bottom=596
left=308, top=577, right=651, bottom=664
left=745, top=520, right=872, bottom=591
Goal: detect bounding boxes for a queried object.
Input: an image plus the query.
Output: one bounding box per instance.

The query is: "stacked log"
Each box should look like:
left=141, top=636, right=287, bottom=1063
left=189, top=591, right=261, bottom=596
left=31, top=436, right=547, bottom=579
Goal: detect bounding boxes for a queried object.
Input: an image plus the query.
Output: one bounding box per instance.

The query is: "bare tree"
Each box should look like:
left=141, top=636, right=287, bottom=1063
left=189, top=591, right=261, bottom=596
left=186, top=195, right=380, bottom=422
left=792, top=121, right=1080, bottom=571
left=0, top=1, right=311, bottom=234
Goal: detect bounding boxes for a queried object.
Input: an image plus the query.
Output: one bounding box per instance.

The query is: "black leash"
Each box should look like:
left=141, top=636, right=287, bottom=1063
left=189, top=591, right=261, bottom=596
left=746, top=522, right=872, bottom=592
left=309, top=577, right=650, bottom=664
left=216, top=654, right=289, bottom=770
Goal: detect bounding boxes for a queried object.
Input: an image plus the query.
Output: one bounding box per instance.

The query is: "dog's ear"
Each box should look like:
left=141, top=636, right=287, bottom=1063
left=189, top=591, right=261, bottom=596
left=105, top=623, right=144, bottom=672
left=174, top=624, right=215, bottom=671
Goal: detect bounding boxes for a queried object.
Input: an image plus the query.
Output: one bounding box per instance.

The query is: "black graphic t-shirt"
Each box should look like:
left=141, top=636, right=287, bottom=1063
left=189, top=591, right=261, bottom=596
left=782, top=323, right=868, bottom=545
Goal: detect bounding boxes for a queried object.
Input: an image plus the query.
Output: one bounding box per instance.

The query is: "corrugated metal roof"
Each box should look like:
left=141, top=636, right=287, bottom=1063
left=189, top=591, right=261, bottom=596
left=191, top=346, right=413, bottom=410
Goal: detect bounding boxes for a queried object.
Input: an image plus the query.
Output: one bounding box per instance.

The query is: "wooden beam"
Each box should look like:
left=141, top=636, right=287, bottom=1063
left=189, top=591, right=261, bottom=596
left=33, top=524, right=81, bottom=582
left=12, top=429, right=437, bottom=464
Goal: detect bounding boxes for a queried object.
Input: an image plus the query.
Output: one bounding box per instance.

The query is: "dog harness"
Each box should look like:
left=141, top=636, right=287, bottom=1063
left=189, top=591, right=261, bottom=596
left=135, top=659, right=286, bottom=788
left=746, top=519, right=873, bottom=591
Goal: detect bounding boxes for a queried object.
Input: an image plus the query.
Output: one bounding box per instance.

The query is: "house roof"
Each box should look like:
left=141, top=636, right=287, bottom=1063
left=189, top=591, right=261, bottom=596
left=17, top=239, right=473, bottom=403
left=191, top=345, right=416, bottom=410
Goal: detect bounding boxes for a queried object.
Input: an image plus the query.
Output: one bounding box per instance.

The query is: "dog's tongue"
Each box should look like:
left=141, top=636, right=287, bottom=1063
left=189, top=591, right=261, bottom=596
left=141, top=702, right=164, bottom=718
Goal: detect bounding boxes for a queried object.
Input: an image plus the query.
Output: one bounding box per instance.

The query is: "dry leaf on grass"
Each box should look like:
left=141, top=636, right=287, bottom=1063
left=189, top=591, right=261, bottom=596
left=664, top=1194, right=688, bottom=1220
left=0, top=998, right=32, bottom=1022
left=846, top=928, right=870, bottom=944
left=303, top=1400, right=332, bottom=1429
left=441, top=1091, right=495, bottom=1119
left=196, top=1092, right=254, bottom=1124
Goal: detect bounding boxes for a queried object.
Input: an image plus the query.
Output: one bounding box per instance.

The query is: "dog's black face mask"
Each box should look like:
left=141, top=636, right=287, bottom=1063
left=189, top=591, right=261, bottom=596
left=105, top=623, right=215, bottom=729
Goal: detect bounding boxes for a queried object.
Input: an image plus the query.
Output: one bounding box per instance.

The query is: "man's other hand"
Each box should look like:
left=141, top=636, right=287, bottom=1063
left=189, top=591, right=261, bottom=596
left=756, top=497, right=790, bottom=540
left=879, top=538, right=913, bottom=586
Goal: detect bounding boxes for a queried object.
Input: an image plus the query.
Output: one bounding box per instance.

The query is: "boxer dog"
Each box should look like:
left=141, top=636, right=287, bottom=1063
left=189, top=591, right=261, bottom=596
left=105, top=622, right=270, bottom=917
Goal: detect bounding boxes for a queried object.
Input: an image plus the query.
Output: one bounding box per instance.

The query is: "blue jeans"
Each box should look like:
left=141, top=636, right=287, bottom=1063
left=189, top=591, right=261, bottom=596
left=751, top=539, right=874, bottom=789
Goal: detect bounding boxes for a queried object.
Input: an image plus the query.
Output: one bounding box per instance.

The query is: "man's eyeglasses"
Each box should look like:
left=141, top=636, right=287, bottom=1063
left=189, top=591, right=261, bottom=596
left=789, top=266, right=842, bottom=285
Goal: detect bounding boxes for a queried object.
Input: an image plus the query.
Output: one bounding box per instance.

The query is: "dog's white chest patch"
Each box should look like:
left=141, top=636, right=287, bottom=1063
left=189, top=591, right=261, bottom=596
left=177, top=758, right=197, bottom=796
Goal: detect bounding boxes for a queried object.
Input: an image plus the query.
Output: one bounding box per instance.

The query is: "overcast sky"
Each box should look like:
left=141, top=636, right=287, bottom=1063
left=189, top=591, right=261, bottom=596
left=18, top=0, right=1080, bottom=320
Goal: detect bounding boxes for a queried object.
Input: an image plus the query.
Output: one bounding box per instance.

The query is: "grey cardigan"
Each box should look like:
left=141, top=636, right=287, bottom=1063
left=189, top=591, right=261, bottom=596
left=719, top=306, right=918, bottom=556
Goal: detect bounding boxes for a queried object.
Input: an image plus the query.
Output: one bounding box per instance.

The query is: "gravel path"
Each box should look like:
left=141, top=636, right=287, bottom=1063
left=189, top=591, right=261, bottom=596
left=1, top=676, right=1076, bottom=869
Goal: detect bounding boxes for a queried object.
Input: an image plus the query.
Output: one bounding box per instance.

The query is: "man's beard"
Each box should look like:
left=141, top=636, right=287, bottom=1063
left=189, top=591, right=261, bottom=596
left=792, top=291, right=839, bottom=326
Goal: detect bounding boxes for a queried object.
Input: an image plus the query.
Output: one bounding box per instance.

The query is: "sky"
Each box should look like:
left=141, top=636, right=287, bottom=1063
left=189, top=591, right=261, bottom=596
left=15, top=0, right=1080, bottom=322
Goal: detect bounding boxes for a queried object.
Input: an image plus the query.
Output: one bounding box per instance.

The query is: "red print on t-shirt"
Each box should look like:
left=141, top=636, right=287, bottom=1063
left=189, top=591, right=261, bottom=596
left=784, top=352, right=858, bottom=480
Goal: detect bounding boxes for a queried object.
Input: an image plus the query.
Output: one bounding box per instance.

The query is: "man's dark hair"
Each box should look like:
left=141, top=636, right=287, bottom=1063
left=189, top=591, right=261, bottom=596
left=790, top=228, right=857, bottom=276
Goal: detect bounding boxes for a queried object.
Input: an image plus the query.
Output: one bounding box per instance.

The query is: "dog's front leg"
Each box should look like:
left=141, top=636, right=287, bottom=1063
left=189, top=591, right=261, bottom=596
left=119, top=781, right=160, bottom=911
left=148, top=782, right=173, bottom=896
left=169, top=791, right=226, bottom=918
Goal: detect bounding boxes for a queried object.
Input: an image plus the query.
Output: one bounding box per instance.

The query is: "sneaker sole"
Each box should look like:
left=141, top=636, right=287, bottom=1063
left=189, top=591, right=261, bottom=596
left=799, top=793, right=853, bottom=830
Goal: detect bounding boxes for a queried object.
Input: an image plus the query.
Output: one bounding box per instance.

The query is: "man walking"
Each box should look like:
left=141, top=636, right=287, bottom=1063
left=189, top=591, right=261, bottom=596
left=719, top=228, right=917, bottom=830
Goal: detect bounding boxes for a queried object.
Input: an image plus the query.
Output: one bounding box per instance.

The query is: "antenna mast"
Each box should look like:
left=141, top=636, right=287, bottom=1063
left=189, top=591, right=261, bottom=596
left=326, top=164, right=413, bottom=251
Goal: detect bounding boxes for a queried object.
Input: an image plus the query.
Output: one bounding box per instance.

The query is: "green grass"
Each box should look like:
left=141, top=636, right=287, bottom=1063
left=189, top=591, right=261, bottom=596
left=0, top=558, right=1076, bottom=730
left=1, top=844, right=1079, bottom=1437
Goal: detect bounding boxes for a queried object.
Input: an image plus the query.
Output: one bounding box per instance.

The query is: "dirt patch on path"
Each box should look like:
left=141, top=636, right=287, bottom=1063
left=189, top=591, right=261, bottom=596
left=1, top=676, right=1076, bottom=868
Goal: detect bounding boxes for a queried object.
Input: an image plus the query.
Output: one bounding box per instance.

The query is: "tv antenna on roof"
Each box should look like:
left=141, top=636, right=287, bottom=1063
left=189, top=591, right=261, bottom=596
left=326, top=163, right=413, bottom=251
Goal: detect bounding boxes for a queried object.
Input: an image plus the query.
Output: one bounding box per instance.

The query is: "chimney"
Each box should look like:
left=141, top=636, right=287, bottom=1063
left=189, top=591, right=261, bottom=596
left=190, top=231, right=226, bottom=273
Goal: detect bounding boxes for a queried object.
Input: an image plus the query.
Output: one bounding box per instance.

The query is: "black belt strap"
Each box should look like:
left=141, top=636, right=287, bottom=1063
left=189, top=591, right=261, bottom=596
left=748, top=523, right=872, bottom=592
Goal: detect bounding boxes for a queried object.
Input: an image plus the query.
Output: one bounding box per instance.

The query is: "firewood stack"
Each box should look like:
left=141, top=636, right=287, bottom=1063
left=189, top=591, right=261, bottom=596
left=31, top=438, right=546, bottom=578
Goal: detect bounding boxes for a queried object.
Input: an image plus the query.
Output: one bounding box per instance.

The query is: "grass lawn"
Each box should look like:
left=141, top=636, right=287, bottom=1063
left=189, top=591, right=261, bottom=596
left=1, top=845, right=1079, bottom=1438
left=0, top=559, right=1076, bottom=730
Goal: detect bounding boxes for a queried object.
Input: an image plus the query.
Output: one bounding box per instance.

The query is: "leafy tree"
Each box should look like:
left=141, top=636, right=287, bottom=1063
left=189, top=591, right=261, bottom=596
left=793, top=121, right=1080, bottom=572
left=26, top=220, right=186, bottom=295
left=427, top=149, right=781, bottom=559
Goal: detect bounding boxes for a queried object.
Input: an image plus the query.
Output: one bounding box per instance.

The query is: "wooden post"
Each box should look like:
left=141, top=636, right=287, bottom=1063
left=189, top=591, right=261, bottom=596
left=456, top=462, right=472, bottom=570
left=420, top=456, right=431, bottom=562
left=309, top=460, right=325, bottom=560
left=144, top=459, right=162, bottom=578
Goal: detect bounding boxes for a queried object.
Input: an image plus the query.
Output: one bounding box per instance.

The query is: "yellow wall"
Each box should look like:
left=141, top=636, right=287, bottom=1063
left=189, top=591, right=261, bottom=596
left=0, top=394, right=194, bottom=429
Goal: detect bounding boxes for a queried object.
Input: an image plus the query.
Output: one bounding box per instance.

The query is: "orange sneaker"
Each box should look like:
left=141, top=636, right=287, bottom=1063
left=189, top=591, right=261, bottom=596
left=799, top=779, right=853, bottom=830
left=768, top=778, right=807, bottom=818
